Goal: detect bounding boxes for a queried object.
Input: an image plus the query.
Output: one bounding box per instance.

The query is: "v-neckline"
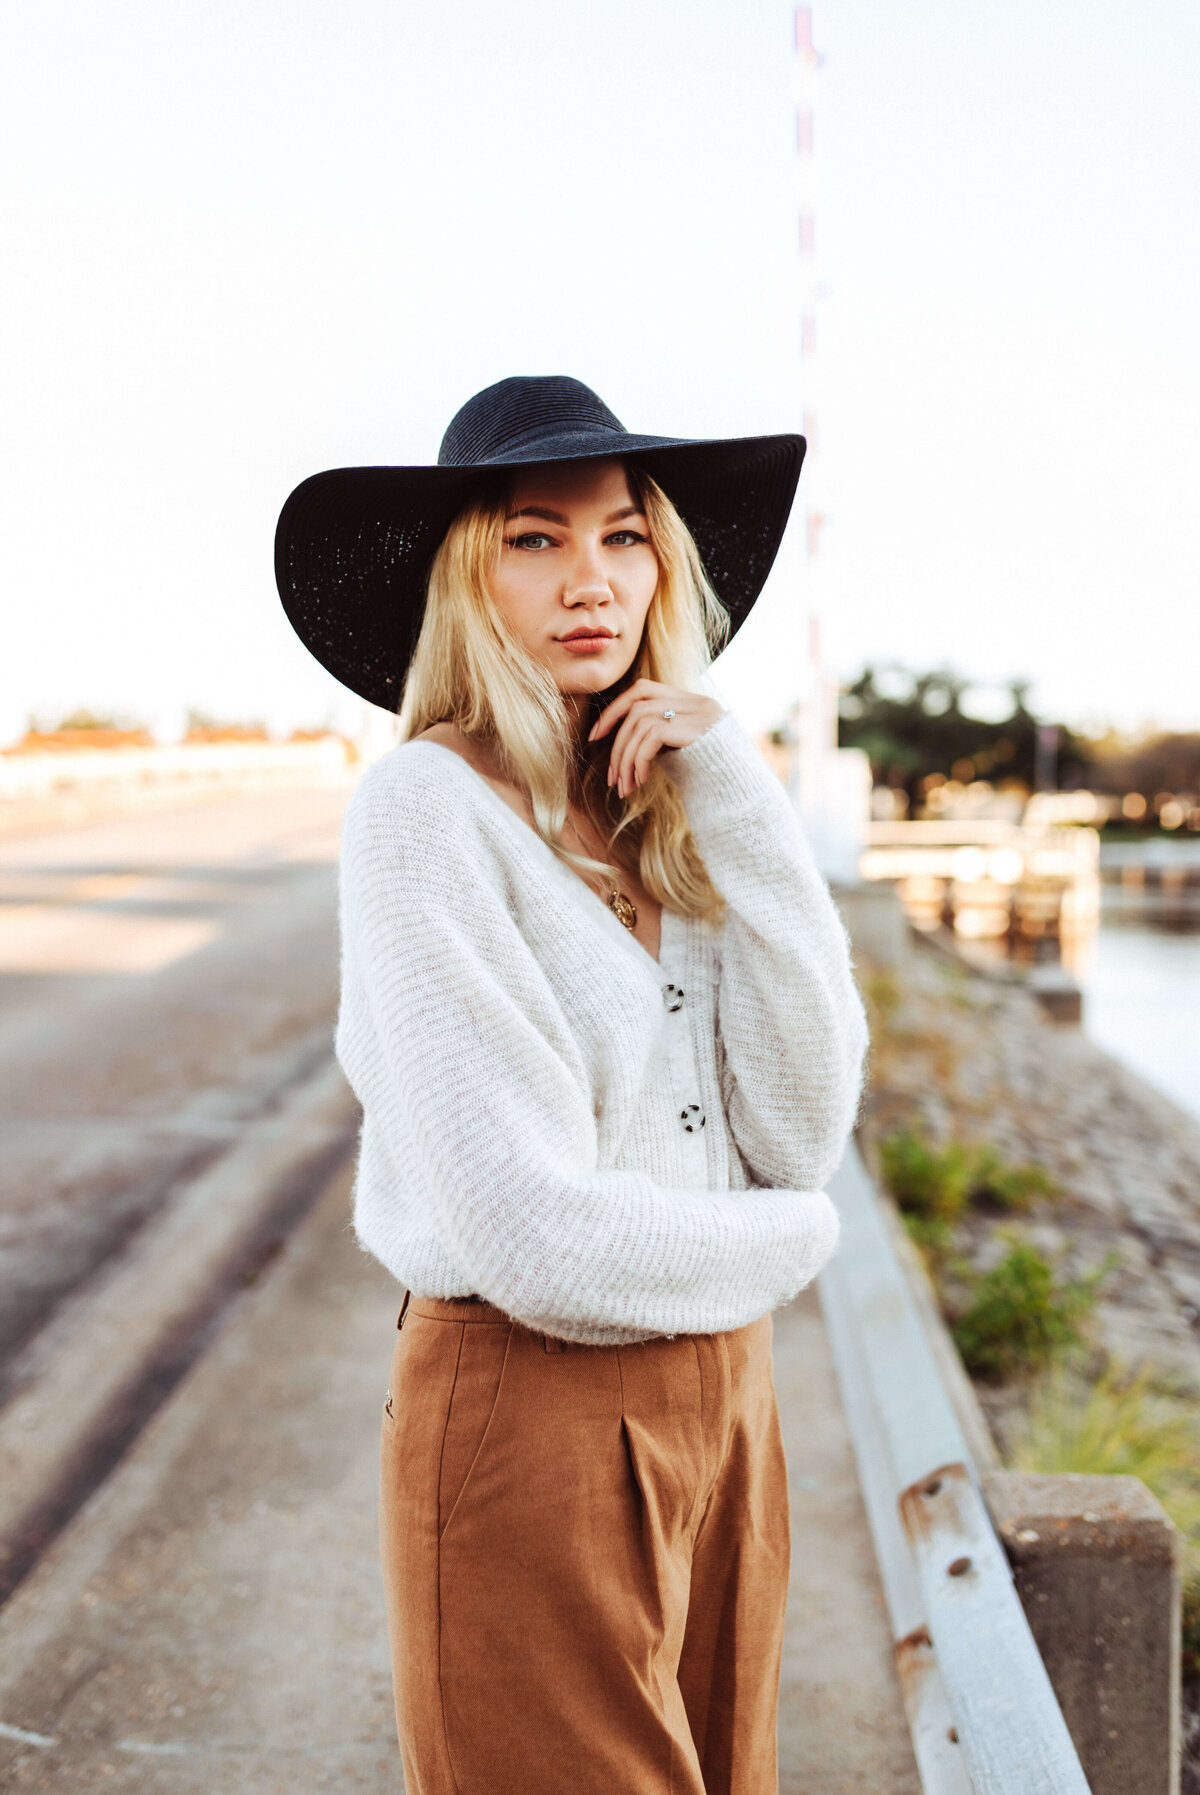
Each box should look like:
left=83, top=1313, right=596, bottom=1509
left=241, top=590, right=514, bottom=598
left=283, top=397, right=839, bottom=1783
left=406, top=739, right=673, bottom=976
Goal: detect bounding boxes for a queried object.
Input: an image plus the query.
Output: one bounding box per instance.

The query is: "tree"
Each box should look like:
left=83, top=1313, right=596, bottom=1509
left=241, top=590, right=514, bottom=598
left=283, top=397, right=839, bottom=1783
left=836, top=664, right=1090, bottom=810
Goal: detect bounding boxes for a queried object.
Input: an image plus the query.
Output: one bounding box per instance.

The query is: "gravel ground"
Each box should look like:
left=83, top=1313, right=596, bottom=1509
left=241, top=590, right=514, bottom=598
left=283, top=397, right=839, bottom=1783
left=859, top=937, right=1200, bottom=1419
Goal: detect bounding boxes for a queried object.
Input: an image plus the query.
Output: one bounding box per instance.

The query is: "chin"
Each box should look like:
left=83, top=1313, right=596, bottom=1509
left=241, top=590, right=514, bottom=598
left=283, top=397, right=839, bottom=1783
left=560, top=664, right=618, bottom=691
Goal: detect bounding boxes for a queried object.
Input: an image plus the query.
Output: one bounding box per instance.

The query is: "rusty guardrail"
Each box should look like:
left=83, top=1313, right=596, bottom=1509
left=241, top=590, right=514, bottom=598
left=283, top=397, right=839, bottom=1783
left=818, top=1145, right=1093, bottom=1794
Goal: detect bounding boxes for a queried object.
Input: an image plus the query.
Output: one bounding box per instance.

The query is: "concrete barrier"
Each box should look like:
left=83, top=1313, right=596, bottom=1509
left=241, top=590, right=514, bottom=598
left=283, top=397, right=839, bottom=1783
left=984, top=1470, right=1182, bottom=1795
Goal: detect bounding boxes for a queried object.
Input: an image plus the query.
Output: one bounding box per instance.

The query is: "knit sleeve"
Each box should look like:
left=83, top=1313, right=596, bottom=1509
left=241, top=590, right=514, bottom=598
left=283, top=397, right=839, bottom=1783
left=660, top=707, right=869, bottom=1193
left=333, top=757, right=841, bottom=1340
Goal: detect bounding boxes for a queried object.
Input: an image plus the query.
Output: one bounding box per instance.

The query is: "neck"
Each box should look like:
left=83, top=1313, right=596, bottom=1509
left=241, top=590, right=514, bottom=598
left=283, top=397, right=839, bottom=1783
left=562, top=691, right=602, bottom=806
left=562, top=691, right=594, bottom=751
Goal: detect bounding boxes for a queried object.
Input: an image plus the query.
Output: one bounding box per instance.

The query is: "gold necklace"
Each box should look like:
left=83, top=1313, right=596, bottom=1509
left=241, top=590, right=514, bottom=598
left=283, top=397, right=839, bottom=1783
left=564, top=811, right=637, bottom=931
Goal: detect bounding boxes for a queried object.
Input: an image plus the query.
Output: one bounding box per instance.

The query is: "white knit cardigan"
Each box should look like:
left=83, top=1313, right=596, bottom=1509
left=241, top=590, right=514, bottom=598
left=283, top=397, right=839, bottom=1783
left=335, top=704, right=868, bottom=1345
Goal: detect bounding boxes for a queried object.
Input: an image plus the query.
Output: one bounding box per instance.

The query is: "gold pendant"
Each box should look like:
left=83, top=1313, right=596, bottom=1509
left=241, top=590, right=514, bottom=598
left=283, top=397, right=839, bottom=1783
left=607, top=889, right=638, bottom=930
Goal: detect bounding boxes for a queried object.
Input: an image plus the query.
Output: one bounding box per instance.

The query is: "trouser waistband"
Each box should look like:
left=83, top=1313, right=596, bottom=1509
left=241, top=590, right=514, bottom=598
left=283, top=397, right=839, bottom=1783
left=399, top=1291, right=510, bottom=1327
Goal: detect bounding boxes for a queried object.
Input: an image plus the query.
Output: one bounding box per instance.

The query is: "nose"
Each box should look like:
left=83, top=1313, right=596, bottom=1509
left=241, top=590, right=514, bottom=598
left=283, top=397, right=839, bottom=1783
left=563, top=536, right=612, bottom=608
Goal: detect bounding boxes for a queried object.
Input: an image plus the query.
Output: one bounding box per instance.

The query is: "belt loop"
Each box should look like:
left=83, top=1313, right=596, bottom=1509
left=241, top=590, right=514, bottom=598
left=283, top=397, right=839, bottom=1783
left=397, top=1290, right=411, bottom=1331
left=543, top=1332, right=567, bottom=1353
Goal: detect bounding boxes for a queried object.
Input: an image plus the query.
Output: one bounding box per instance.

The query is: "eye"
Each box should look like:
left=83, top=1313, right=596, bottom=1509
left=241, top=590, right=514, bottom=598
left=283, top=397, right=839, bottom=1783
left=605, top=530, right=649, bottom=547
left=504, top=532, right=555, bottom=551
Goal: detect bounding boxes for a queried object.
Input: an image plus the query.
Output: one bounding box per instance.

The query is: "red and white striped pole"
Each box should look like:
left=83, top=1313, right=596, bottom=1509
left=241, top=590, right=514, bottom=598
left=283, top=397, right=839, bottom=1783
left=792, top=6, right=834, bottom=825
left=791, top=7, right=873, bottom=878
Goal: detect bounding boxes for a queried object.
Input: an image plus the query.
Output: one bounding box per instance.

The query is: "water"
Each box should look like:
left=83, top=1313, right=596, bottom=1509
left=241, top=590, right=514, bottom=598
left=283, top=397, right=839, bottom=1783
left=1082, top=922, right=1200, bottom=1123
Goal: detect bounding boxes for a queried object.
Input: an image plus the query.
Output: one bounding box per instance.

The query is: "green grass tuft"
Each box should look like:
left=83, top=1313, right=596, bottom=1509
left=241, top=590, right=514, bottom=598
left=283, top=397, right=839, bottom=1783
left=949, top=1232, right=1116, bottom=1381
left=966, top=1143, right=1057, bottom=1211
left=880, top=1129, right=975, bottom=1222
left=863, top=970, right=901, bottom=1030
left=879, top=1126, right=1059, bottom=1225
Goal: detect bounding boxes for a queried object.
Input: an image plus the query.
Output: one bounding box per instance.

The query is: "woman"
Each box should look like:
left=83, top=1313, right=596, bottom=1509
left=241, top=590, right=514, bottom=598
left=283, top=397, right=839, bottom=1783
left=275, top=375, right=868, bottom=1795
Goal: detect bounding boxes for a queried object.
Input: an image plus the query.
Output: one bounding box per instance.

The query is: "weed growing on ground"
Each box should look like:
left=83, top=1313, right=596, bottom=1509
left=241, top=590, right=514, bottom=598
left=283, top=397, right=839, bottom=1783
left=880, top=1129, right=975, bottom=1222
left=863, top=970, right=901, bottom=1031
left=949, top=1232, right=1116, bottom=1380
left=877, top=1126, right=1107, bottom=1377
left=898, top=1210, right=958, bottom=1268
left=967, top=1143, right=1057, bottom=1211
left=879, top=1126, right=1057, bottom=1225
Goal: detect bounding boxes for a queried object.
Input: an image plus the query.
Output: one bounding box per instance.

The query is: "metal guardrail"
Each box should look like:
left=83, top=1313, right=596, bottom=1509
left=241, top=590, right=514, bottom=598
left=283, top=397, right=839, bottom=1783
left=818, top=1145, right=1093, bottom=1794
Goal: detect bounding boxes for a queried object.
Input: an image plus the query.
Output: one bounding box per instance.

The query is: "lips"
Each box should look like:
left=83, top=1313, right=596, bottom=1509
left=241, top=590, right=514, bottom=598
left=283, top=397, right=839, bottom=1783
left=559, top=629, right=614, bottom=642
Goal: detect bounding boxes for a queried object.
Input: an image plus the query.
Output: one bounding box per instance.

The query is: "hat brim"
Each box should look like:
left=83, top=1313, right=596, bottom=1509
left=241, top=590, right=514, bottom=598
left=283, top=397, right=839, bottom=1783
left=275, top=432, right=805, bottom=713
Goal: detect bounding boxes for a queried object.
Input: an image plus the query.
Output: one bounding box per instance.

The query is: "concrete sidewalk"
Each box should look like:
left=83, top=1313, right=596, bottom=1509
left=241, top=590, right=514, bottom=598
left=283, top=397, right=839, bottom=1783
left=0, top=1165, right=918, bottom=1793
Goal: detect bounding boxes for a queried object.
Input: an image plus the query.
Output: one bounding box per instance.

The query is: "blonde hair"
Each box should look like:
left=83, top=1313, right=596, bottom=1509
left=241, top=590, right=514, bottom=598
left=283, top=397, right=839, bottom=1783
left=396, top=464, right=731, bottom=923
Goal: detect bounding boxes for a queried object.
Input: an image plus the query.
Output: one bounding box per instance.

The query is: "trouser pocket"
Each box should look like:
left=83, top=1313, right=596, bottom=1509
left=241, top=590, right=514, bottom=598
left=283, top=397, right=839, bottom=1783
left=437, top=1320, right=513, bottom=1541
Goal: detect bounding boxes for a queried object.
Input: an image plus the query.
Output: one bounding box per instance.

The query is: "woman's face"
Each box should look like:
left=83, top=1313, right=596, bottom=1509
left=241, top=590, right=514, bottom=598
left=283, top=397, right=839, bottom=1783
left=486, top=458, right=658, bottom=697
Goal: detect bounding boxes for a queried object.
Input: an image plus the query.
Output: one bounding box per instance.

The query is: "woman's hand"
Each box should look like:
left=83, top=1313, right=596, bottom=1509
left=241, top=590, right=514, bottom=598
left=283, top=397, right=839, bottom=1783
left=587, top=680, right=725, bottom=799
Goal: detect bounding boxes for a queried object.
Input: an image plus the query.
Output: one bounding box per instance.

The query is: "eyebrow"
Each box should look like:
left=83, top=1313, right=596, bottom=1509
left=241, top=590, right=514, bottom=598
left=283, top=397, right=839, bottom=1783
left=504, top=505, right=647, bottom=526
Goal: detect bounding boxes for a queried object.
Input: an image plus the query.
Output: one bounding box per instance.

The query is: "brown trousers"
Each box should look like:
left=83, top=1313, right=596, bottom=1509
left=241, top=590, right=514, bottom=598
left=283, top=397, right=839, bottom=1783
left=380, top=1294, right=790, bottom=1795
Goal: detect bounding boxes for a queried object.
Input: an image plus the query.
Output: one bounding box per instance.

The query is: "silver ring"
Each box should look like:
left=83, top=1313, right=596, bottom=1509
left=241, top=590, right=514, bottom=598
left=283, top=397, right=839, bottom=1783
left=661, top=708, right=676, bottom=720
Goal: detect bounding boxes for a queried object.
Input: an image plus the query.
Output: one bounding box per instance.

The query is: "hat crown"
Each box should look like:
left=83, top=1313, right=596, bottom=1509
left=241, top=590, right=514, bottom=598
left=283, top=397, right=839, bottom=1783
left=438, top=375, right=626, bottom=469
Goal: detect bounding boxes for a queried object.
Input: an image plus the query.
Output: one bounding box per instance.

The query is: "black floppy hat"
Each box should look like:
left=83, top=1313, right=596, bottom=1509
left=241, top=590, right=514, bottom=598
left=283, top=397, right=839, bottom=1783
left=274, top=375, right=805, bottom=713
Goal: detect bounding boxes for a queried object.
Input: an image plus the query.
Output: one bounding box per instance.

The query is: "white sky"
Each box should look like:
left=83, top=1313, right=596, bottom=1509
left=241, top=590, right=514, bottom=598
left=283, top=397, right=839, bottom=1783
left=2, top=0, right=1197, bottom=745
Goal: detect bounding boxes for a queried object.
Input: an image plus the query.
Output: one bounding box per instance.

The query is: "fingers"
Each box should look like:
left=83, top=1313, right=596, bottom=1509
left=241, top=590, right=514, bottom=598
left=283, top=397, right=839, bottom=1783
left=610, top=713, right=663, bottom=798
left=589, top=682, right=702, bottom=800
left=588, top=686, right=639, bottom=743
left=588, top=677, right=663, bottom=744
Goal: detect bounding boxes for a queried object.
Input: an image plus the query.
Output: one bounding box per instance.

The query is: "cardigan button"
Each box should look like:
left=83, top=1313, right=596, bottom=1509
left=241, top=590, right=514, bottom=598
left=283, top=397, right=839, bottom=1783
left=662, top=983, right=685, bottom=1012
left=680, top=1104, right=705, bottom=1133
